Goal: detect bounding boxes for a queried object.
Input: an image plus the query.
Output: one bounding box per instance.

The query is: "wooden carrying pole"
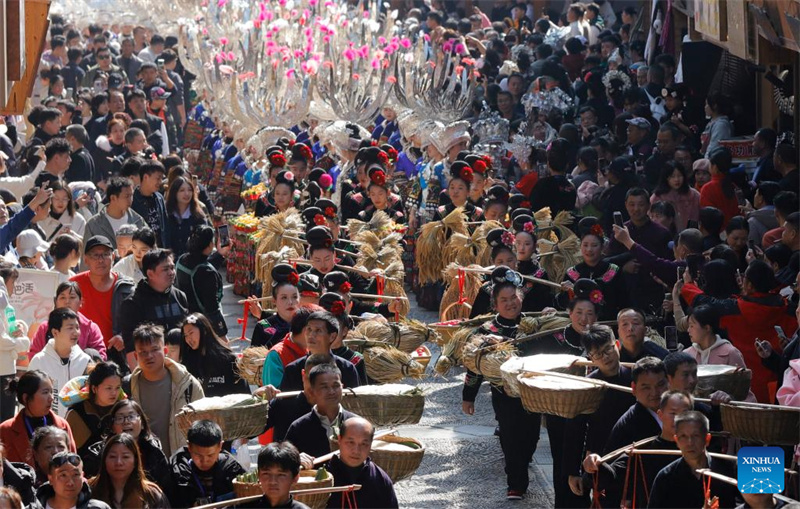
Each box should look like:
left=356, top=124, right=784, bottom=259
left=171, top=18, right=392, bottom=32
left=311, top=429, right=398, bottom=466
left=457, top=266, right=563, bottom=290
left=195, top=485, right=363, bottom=509
left=289, top=259, right=401, bottom=282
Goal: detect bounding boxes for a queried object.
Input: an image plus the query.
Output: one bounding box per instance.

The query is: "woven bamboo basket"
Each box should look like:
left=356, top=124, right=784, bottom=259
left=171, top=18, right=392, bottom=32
left=411, top=345, right=432, bottom=369
left=233, top=470, right=334, bottom=509
left=330, top=435, right=425, bottom=483
left=516, top=373, right=606, bottom=418
left=341, top=385, right=425, bottom=426
left=694, top=365, right=752, bottom=401
left=500, top=354, right=586, bottom=398
left=237, top=347, right=270, bottom=386
left=429, top=320, right=461, bottom=345
left=720, top=403, right=800, bottom=445
left=176, top=397, right=269, bottom=441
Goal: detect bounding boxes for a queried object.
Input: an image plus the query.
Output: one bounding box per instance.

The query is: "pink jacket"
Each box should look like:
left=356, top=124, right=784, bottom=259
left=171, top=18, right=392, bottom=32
left=777, top=358, right=800, bottom=408
left=685, top=336, right=756, bottom=402
left=29, top=311, right=106, bottom=360
left=651, top=188, right=701, bottom=231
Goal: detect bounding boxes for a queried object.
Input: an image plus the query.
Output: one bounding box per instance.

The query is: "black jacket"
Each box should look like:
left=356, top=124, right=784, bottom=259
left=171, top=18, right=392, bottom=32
left=165, top=212, right=208, bottom=259
left=325, top=456, right=398, bottom=509
left=562, top=367, right=635, bottom=478
left=603, top=402, right=662, bottom=455
left=31, top=481, right=111, bottom=509
left=529, top=174, right=577, bottom=216
left=176, top=251, right=227, bottom=336
left=65, top=147, right=96, bottom=183
left=595, top=436, right=677, bottom=508
left=2, top=460, right=36, bottom=505
left=280, top=354, right=361, bottom=392
left=648, top=455, right=739, bottom=509
left=237, top=496, right=309, bottom=508
left=252, top=313, right=291, bottom=349
left=119, top=280, right=189, bottom=352
left=265, top=392, right=313, bottom=441
left=132, top=189, right=169, bottom=248
left=83, top=434, right=171, bottom=494
left=170, top=447, right=246, bottom=508
left=284, top=408, right=358, bottom=458
left=182, top=349, right=249, bottom=398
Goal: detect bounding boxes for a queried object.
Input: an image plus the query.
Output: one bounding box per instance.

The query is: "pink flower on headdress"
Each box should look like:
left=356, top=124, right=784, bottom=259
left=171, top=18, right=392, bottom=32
left=371, top=58, right=380, bottom=69
left=455, top=43, right=465, bottom=54
left=219, top=37, right=229, bottom=46
left=442, top=40, right=454, bottom=53
left=379, top=37, right=387, bottom=45
left=400, top=38, right=411, bottom=49
left=358, top=45, right=369, bottom=58
left=523, top=221, right=535, bottom=234
left=227, top=52, right=235, bottom=61
left=286, top=69, right=296, bottom=79
left=589, top=290, right=604, bottom=304
left=501, top=231, right=516, bottom=247
left=343, top=48, right=356, bottom=61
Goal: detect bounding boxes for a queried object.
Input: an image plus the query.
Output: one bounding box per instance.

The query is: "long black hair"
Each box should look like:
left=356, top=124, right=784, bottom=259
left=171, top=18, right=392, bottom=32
left=179, top=313, right=234, bottom=377
left=654, top=160, right=690, bottom=196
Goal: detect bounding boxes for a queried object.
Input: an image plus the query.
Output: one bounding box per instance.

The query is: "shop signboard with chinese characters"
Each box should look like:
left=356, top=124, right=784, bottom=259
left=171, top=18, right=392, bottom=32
left=8, top=268, right=59, bottom=341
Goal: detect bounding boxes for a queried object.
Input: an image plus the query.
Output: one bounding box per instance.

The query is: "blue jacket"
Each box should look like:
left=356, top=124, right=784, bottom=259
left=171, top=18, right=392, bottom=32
left=0, top=206, right=34, bottom=254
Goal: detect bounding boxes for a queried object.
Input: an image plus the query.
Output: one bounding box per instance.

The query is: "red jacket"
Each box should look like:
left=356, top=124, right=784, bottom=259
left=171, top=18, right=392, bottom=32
left=0, top=411, right=76, bottom=466
left=699, top=174, right=740, bottom=226
left=681, top=283, right=798, bottom=402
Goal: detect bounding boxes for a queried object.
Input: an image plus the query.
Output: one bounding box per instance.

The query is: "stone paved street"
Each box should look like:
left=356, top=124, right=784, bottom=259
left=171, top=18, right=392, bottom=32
left=220, top=279, right=555, bottom=508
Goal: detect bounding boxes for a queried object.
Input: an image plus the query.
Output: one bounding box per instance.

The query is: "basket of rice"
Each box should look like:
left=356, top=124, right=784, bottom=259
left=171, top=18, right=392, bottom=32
left=341, top=384, right=424, bottom=426
left=330, top=435, right=425, bottom=483
left=516, top=372, right=606, bottom=418
left=695, top=365, right=752, bottom=401
left=237, top=346, right=270, bottom=387
left=720, top=403, right=800, bottom=445
left=176, top=394, right=268, bottom=441
left=500, top=354, right=586, bottom=398
left=430, top=320, right=462, bottom=345
left=461, top=335, right=517, bottom=386
left=233, top=468, right=334, bottom=509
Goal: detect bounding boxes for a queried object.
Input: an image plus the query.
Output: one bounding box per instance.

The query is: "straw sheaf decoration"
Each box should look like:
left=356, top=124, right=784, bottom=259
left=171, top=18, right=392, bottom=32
left=416, top=207, right=469, bottom=284
left=518, top=315, right=573, bottom=336
left=461, top=335, right=518, bottom=385
left=361, top=345, right=426, bottom=384
left=256, top=208, right=305, bottom=256
left=439, top=263, right=483, bottom=321
left=434, top=325, right=478, bottom=376
left=381, top=262, right=411, bottom=316
left=237, top=346, right=271, bottom=387
left=347, top=210, right=393, bottom=240
left=443, top=218, right=502, bottom=267
left=472, top=220, right=504, bottom=266
left=257, top=246, right=300, bottom=298
left=354, top=319, right=437, bottom=353
left=537, top=234, right=581, bottom=286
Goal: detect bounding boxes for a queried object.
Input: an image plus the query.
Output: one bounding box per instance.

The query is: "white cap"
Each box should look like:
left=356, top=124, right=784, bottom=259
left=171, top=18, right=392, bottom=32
left=16, top=230, right=50, bottom=258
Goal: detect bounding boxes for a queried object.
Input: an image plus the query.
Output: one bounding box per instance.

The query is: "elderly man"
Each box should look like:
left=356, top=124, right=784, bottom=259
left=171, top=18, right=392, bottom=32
left=325, top=417, right=399, bottom=509
left=616, top=308, right=669, bottom=363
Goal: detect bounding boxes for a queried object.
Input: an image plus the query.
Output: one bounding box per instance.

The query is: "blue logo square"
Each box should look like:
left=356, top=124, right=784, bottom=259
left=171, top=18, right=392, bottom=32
left=738, top=446, right=784, bottom=494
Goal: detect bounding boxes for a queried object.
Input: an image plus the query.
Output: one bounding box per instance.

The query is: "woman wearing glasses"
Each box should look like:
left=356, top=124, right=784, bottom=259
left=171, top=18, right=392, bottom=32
left=88, top=433, right=169, bottom=508
left=64, top=362, right=124, bottom=453
left=82, top=400, right=171, bottom=494
left=0, top=370, right=76, bottom=466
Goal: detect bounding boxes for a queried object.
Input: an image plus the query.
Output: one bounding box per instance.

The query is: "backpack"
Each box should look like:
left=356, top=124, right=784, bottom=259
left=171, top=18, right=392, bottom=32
left=176, top=258, right=221, bottom=315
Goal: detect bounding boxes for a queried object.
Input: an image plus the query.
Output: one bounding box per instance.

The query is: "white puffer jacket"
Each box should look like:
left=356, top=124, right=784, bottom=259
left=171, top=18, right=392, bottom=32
left=28, top=339, right=91, bottom=418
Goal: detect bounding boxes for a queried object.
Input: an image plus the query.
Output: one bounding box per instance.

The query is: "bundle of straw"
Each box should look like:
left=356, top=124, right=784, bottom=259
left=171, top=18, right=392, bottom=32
left=416, top=207, right=468, bottom=284
left=472, top=220, right=504, bottom=266
left=434, top=325, right=477, bottom=376
left=518, top=315, right=572, bottom=336
left=550, top=210, right=575, bottom=240
left=257, top=246, right=300, bottom=296
left=381, top=262, right=410, bottom=316
left=354, top=319, right=437, bottom=353
left=537, top=234, right=581, bottom=286
left=236, top=346, right=270, bottom=386
left=257, top=208, right=305, bottom=256
left=362, top=345, right=426, bottom=384
left=461, top=335, right=518, bottom=385
left=347, top=210, right=393, bottom=239
left=439, top=263, right=483, bottom=321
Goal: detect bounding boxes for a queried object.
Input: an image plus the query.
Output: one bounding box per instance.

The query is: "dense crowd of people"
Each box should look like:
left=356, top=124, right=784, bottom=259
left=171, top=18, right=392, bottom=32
left=0, top=0, right=798, bottom=507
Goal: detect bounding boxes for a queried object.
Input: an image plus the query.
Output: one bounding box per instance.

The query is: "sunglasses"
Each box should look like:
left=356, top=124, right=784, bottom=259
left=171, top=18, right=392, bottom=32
left=51, top=453, right=81, bottom=468
left=97, top=54, right=111, bottom=60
